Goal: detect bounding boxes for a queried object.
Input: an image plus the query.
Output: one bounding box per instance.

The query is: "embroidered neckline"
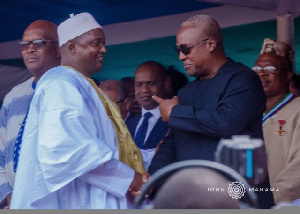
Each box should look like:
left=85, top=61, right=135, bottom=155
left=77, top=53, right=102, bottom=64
left=262, top=92, right=294, bottom=123
left=61, top=65, right=145, bottom=173
left=32, top=81, right=36, bottom=89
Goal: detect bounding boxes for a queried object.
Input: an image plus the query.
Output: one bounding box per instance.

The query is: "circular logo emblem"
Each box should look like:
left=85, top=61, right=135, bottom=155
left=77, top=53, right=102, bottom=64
left=228, top=181, right=246, bottom=199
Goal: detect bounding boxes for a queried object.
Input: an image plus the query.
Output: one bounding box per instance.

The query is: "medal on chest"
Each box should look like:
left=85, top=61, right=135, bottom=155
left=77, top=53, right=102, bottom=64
left=275, top=120, right=286, bottom=136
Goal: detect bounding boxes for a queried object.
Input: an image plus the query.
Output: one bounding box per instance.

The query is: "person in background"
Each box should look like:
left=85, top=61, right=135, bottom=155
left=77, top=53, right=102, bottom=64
left=99, top=80, right=128, bottom=119
left=121, top=77, right=141, bottom=121
left=126, top=61, right=169, bottom=170
left=164, top=65, right=189, bottom=99
left=148, top=14, right=272, bottom=208
left=289, top=73, right=300, bottom=97
left=0, top=20, right=60, bottom=209
left=154, top=168, right=239, bottom=209
left=10, top=12, right=144, bottom=209
left=121, top=76, right=135, bottom=96
left=254, top=38, right=300, bottom=204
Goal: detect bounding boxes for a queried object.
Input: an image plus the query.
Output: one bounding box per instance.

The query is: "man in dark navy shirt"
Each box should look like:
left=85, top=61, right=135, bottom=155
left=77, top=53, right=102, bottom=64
left=148, top=15, right=273, bottom=208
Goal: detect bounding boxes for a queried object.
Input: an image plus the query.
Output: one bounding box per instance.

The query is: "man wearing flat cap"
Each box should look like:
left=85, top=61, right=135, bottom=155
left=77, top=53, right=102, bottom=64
left=10, top=12, right=145, bottom=209
left=254, top=38, right=300, bottom=204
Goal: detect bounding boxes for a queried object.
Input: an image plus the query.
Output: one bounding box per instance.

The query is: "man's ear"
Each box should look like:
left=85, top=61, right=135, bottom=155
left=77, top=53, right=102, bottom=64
left=68, top=40, right=76, bottom=53
left=207, top=37, right=217, bottom=52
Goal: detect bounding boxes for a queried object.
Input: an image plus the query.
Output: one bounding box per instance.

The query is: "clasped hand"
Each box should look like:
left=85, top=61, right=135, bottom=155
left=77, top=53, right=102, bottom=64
left=127, top=171, right=151, bottom=201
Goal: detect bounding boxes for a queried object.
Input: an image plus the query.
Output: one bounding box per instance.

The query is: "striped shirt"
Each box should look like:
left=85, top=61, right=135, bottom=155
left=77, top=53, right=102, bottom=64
left=0, top=77, right=34, bottom=203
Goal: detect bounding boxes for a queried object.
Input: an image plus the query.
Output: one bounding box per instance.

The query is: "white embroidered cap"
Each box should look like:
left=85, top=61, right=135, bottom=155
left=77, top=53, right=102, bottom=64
left=58, top=12, right=102, bottom=47
left=260, top=38, right=294, bottom=63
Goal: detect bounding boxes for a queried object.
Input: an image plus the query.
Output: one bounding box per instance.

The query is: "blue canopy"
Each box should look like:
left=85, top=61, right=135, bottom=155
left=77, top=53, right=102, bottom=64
left=0, top=0, right=299, bottom=101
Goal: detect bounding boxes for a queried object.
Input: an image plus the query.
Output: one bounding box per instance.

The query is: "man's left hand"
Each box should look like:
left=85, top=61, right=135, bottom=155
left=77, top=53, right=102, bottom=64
left=152, top=95, right=179, bottom=122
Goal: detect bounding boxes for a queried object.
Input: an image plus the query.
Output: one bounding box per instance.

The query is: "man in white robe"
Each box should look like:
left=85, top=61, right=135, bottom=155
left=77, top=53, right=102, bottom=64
left=10, top=12, right=144, bottom=209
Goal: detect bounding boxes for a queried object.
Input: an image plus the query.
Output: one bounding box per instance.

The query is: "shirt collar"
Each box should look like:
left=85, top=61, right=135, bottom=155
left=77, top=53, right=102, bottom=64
left=141, top=106, right=160, bottom=119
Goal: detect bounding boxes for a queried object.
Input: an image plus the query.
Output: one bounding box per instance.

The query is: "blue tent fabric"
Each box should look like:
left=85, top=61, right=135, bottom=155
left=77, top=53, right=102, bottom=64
left=0, top=0, right=219, bottom=43
left=0, top=0, right=300, bottom=101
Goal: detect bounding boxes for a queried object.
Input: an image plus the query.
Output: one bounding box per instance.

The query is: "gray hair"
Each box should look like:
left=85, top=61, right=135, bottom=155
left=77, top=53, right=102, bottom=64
left=181, top=15, right=223, bottom=44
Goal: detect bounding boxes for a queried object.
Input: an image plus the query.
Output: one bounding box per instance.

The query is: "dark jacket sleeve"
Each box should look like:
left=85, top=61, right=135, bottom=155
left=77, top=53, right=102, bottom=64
left=168, top=69, right=266, bottom=139
left=148, top=129, right=177, bottom=175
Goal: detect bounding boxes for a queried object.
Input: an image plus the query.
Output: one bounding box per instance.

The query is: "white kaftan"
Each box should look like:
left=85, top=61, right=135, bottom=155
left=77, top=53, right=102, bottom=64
left=10, top=66, right=135, bottom=209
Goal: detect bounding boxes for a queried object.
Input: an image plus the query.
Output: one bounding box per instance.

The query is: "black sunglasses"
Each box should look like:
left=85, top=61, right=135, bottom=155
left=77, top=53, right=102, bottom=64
left=18, top=39, right=58, bottom=51
left=175, top=38, right=209, bottom=55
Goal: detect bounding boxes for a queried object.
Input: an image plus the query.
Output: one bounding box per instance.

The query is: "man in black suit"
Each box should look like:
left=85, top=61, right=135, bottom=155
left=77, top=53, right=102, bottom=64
left=148, top=15, right=273, bottom=208
left=126, top=61, right=169, bottom=170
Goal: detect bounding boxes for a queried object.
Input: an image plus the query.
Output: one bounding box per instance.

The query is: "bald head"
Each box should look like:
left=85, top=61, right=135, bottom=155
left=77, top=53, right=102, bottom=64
left=154, top=168, right=239, bottom=209
left=24, top=20, right=58, bottom=42
left=21, top=20, right=60, bottom=83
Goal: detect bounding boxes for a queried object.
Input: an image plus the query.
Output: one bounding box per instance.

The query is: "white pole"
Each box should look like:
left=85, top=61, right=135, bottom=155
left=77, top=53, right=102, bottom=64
left=277, top=14, right=295, bottom=71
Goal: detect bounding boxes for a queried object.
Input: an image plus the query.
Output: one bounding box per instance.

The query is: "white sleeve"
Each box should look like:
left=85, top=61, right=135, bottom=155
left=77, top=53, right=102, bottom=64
left=79, top=158, right=134, bottom=198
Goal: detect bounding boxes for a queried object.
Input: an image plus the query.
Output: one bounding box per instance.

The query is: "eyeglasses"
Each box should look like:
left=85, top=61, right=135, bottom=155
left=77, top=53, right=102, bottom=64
left=175, top=38, right=209, bottom=55
left=252, top=66, right=277, bottom=77
left=252, top=65, right=290, bottom=76
left=18, top=39, right=58, bottom=51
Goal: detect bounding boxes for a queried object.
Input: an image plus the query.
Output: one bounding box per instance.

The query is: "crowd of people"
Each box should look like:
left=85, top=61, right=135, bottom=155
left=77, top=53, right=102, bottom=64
left=0, top=12, right=300, bottom=209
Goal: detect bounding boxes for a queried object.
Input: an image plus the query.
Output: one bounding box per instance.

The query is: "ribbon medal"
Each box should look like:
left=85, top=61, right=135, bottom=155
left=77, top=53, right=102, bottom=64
left=275, top=120, right=286, bottom=136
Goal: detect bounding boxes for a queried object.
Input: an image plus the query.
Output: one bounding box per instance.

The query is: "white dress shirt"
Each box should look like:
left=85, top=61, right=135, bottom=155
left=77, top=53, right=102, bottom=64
left=134, top=106, right=160, bottom=144
left=134, top=106, right=160, bottom=170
